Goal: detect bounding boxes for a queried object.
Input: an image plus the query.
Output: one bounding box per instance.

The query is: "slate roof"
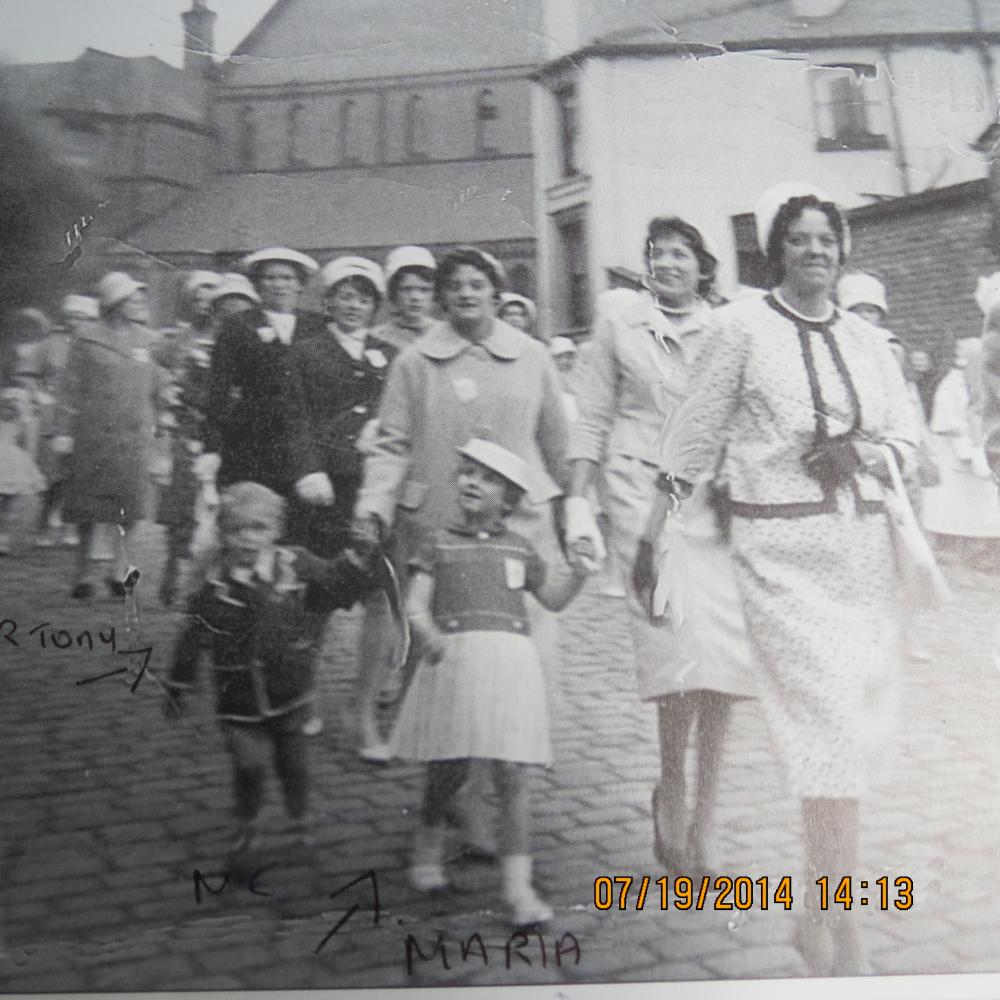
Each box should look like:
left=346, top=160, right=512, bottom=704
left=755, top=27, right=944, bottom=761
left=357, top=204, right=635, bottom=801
left=120, top=167, right=535, bottom=255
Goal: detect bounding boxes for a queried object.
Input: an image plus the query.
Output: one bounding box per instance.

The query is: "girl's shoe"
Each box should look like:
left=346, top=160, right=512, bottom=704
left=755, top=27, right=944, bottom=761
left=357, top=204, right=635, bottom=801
left=229, top=822, right=262, bottom=858
left=0, top=534, right=9, bottom=556
left=302, top=715, right=325, bottom=737
left=793, top=914, right=834, bottom=977
left=35, top=529, right=57, bottom=549
left=502, top=855, right=553, bottom=928
left=71, top=582, right=94, bottom=600
left=358, top=742, right=392, bottom=763
left=62, top=525, right=80, bottom=547
left=409, top=824, right=448, bottom=891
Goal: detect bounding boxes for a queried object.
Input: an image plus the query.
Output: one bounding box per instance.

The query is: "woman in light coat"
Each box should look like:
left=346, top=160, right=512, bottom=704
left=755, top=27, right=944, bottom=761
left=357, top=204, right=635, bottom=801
left=59, top=273, right=168, bottom=599
left=564, top=217, right=754, bottom=881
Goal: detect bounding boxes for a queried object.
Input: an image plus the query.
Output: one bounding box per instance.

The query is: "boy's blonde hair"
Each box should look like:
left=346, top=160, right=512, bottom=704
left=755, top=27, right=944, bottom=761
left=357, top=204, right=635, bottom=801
left=218, top=481, right=286, bottom=534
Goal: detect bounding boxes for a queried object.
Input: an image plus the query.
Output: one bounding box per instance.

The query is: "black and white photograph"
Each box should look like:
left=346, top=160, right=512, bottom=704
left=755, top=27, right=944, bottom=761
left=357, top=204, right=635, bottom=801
left=2, top=1, right=1000, bottom=996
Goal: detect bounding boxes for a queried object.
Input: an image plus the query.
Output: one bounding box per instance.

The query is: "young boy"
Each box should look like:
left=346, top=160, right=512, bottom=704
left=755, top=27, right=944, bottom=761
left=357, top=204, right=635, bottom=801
left=162, top=481, right=369, bottom=857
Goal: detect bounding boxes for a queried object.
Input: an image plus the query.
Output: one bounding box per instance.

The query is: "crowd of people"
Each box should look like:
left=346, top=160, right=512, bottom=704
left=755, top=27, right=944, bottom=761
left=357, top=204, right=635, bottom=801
left=2, top=181, right=1000, bottom=976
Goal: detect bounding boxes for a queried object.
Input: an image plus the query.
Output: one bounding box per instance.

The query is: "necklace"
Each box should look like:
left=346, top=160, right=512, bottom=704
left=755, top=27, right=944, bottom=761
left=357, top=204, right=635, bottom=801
left=772, top=287, right=834, bottom=324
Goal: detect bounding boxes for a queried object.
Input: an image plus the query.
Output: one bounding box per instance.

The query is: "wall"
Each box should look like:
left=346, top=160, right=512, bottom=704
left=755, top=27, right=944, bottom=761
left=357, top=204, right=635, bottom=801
left=536, top=41, right=998, bottom=333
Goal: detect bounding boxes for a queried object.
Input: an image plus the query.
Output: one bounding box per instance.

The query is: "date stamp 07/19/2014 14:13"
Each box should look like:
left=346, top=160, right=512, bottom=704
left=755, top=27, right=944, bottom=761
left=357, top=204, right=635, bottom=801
left=594, top=875, right=915, bottom=912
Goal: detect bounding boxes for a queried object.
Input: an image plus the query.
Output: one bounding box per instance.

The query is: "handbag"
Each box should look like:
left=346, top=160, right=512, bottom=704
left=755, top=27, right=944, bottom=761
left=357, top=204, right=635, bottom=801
left=880, top=445, right=952, bottom=609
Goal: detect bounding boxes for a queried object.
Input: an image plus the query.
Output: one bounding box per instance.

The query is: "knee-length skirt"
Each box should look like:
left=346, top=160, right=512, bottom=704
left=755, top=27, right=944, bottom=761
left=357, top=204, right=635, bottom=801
left=729, top=498, right=903, bottom=799
left=390, top=630, right=551, bottom=766
left=602, top=452, right=755, bottom=702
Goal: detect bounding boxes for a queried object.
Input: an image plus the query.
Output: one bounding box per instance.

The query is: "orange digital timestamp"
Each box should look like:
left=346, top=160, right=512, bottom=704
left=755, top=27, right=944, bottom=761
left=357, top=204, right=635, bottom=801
left=594, top=875, right=795, bottom=911
left=594, top=875, right=914, bottom=912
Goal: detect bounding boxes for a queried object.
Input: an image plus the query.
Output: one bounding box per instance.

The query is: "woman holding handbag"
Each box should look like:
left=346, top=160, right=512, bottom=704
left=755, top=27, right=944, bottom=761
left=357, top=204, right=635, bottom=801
left=652, top=183, right=922, bottom=977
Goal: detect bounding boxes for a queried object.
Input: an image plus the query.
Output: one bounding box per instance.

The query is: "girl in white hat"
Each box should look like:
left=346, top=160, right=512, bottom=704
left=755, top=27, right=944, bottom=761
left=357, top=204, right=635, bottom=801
left=377, top=245, right=438, bottom=351
left=391, top=438, right=591, bottom=927
left=497, top=292, right=541, bottom=341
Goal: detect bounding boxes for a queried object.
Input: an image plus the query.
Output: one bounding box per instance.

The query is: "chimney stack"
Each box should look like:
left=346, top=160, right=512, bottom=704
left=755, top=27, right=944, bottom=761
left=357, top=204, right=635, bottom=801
left=182, top=0, right=217, bottom=78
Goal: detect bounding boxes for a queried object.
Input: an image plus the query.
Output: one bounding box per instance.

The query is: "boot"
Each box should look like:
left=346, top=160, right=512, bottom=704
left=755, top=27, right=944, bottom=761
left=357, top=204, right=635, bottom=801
left=410, top=823, right=448, bottom=891
left=502, top=855, right=553, bottom=928
left=651, top=782, right=686, bottom=872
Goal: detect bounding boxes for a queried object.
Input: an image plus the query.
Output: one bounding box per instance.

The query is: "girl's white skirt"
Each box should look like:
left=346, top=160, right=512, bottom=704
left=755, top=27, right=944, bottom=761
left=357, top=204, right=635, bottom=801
left=390, top=629, right=552, bottom=765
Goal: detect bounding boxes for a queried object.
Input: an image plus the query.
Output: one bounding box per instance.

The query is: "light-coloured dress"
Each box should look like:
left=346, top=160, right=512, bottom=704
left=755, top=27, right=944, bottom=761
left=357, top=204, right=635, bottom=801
left=662, top=293, right=920, bottom=798
left=568, top=288, right=753, bottom=701
left=921, top=364, right=1000, bottom=538
left=0, top=419, right=45, bottom=496
left=391, top=525, right=552, bottom=765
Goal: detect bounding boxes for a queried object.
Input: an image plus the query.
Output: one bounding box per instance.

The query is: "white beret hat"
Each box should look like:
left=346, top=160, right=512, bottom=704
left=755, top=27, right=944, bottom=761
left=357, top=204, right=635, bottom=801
left=837, top=273, right=887, bottom=314
left=457, top=437, right=534, bottom=495
left=240, top=247, right=319, bottom=279
left=319, top=256, right=387, bottom=297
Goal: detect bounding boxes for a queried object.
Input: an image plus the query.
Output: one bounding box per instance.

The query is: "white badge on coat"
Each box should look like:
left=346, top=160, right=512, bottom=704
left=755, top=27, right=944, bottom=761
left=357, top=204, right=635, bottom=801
left=504, top=557, right=526, bottom=590
left=451, top=377, right=479, bottom=403
left=364, top=348, right=388, bottom=369
left=131, top=347, right=151, bottom=364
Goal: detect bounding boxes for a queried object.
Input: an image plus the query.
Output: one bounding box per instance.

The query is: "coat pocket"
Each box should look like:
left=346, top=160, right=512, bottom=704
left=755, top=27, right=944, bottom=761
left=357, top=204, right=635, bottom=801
left=397, top=479, right=428, bottom=511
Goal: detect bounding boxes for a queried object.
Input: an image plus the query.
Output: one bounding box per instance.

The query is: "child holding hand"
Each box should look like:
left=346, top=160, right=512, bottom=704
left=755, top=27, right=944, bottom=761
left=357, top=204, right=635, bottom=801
left=162, top=481, right=369, bottom=858
left=391, top=438, right=591, bottom=927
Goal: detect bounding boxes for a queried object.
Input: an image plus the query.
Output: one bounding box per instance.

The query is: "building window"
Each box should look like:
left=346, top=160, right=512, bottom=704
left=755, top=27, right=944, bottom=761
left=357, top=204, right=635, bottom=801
left=813, top=65, right=888, bottom=152
left=555, top=84, right=579, bottom=177
left=339, top=98, right=360, bottom=164
left=556, top=213, right=589, bottom=331
left=475, top=88, right=499, bottom=155
left=287, top=102, right=305, bottom=168
left=238, top=105, right=255, bottom=170
left=404, top=94, right=428, bottom=160
left=731, top=212, right=769, bottom=290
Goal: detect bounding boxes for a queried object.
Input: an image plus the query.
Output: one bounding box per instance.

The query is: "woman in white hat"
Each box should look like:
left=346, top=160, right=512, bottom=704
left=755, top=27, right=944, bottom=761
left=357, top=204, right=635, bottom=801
left=200, top=247, right=331, bottom=506
left=377, top=245, right=438, bottom=351
left=155, top=273, right=264, bottom=605
left=920, top=283, right=1000, bottom=563
left=563, top=215, right=753, bottom=888
left=35, top=296, right=99, bottom=547
left=288, top=256, right=398, bottom=742
left=497, top=292, right=541, bottom=341
left=652, top=183, right=921, bottom=975
left=58, top=272, right=168, bottom=599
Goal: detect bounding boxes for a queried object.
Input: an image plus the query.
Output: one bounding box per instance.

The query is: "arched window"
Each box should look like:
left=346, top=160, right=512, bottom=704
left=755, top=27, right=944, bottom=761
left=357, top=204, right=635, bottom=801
left=475, top=88, right=499, bottom=156
left=339, top=98, right=360, bottom=164
left=238, top=105, right=256, bottom=171
left=404, top=94, right=428, bottom=160
left=287, top=102, right=305, bottom=167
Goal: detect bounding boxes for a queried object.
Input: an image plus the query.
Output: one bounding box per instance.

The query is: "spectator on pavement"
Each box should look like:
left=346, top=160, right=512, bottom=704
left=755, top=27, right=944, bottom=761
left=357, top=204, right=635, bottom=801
left=497, top=292, right=541, bottom=341
left=0, top=384, right=45, bottom=555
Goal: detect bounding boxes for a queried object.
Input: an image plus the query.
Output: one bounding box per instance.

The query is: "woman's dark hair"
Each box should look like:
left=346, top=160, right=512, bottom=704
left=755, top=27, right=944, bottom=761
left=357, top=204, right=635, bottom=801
left=644, top=216, right=717, bottom=298
left=435, top=246, right=507, bottom=304
left=766, top=195, right=847, bottom=284
left=388, top=266, right=436, bottom=304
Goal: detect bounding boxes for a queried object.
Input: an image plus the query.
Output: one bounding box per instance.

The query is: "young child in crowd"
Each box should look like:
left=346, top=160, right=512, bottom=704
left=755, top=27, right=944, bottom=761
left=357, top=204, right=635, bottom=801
left=391, top=438, right=591, bottom=927
left=0, top=385, right=46, bottom=555
left=162, top=481, right=369, bottom=858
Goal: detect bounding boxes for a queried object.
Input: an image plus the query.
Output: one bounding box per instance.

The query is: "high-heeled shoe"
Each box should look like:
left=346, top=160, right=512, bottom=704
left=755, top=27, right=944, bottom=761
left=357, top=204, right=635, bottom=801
left=651, top=785, right=686, bottom=872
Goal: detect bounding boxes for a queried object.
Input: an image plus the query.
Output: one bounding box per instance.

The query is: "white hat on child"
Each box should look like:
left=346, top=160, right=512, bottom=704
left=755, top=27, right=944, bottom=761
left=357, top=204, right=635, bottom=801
left=456, top=438, right=534, bottom=494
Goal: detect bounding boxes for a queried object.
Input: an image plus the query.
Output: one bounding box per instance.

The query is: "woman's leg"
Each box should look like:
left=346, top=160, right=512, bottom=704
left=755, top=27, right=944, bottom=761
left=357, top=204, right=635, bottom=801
left=356, top=588, right=397, bottom=750
left=799, top=797, right=866, bottom=976
left=654, top=692, right=698, bottom=869
left=72, top=520, right=96, bottom=594
left=688, top=690, right=735, bottom=874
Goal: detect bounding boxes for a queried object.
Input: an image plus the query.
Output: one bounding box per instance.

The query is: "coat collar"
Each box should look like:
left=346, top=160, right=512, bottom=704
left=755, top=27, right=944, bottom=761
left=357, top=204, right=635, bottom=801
left=417, top=318, right=525, bottom=361
left=447, top=519, right=508, bottom=538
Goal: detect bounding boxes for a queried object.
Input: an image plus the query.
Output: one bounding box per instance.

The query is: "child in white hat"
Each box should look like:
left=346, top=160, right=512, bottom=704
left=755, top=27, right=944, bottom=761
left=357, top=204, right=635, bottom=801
left=390, top=438, right=592, bottom=927
left=0, top=385, right=46, bottom=555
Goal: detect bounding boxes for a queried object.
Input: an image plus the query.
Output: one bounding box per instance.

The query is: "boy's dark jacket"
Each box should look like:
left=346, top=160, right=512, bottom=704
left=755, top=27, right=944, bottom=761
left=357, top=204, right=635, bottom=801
left=164, top=546, right=367, bottom=722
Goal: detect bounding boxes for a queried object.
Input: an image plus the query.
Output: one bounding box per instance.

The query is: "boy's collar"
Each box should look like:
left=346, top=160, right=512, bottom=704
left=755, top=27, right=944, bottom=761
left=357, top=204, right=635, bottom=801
left=447, top=519, right=507, bottom=538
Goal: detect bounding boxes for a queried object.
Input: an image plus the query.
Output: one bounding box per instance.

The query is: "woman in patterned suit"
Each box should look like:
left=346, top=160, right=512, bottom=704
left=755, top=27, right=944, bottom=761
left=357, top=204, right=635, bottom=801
left=656, top=183, right=920, bottom=977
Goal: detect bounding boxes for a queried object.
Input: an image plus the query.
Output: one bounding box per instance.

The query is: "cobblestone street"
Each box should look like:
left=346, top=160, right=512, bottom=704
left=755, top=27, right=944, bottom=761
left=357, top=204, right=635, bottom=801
left=2, top=525, right=1000, bottom=992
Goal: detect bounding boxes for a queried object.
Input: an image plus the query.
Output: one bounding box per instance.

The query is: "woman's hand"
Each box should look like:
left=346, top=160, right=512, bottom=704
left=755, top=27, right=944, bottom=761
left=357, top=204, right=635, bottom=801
left=350, top=513, right=383, bottom=556
left=295, top=471, right=335, bottom=506
left=564, top=496, right=607, bottom=571
left=853, top=440, right=891, bottom=483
